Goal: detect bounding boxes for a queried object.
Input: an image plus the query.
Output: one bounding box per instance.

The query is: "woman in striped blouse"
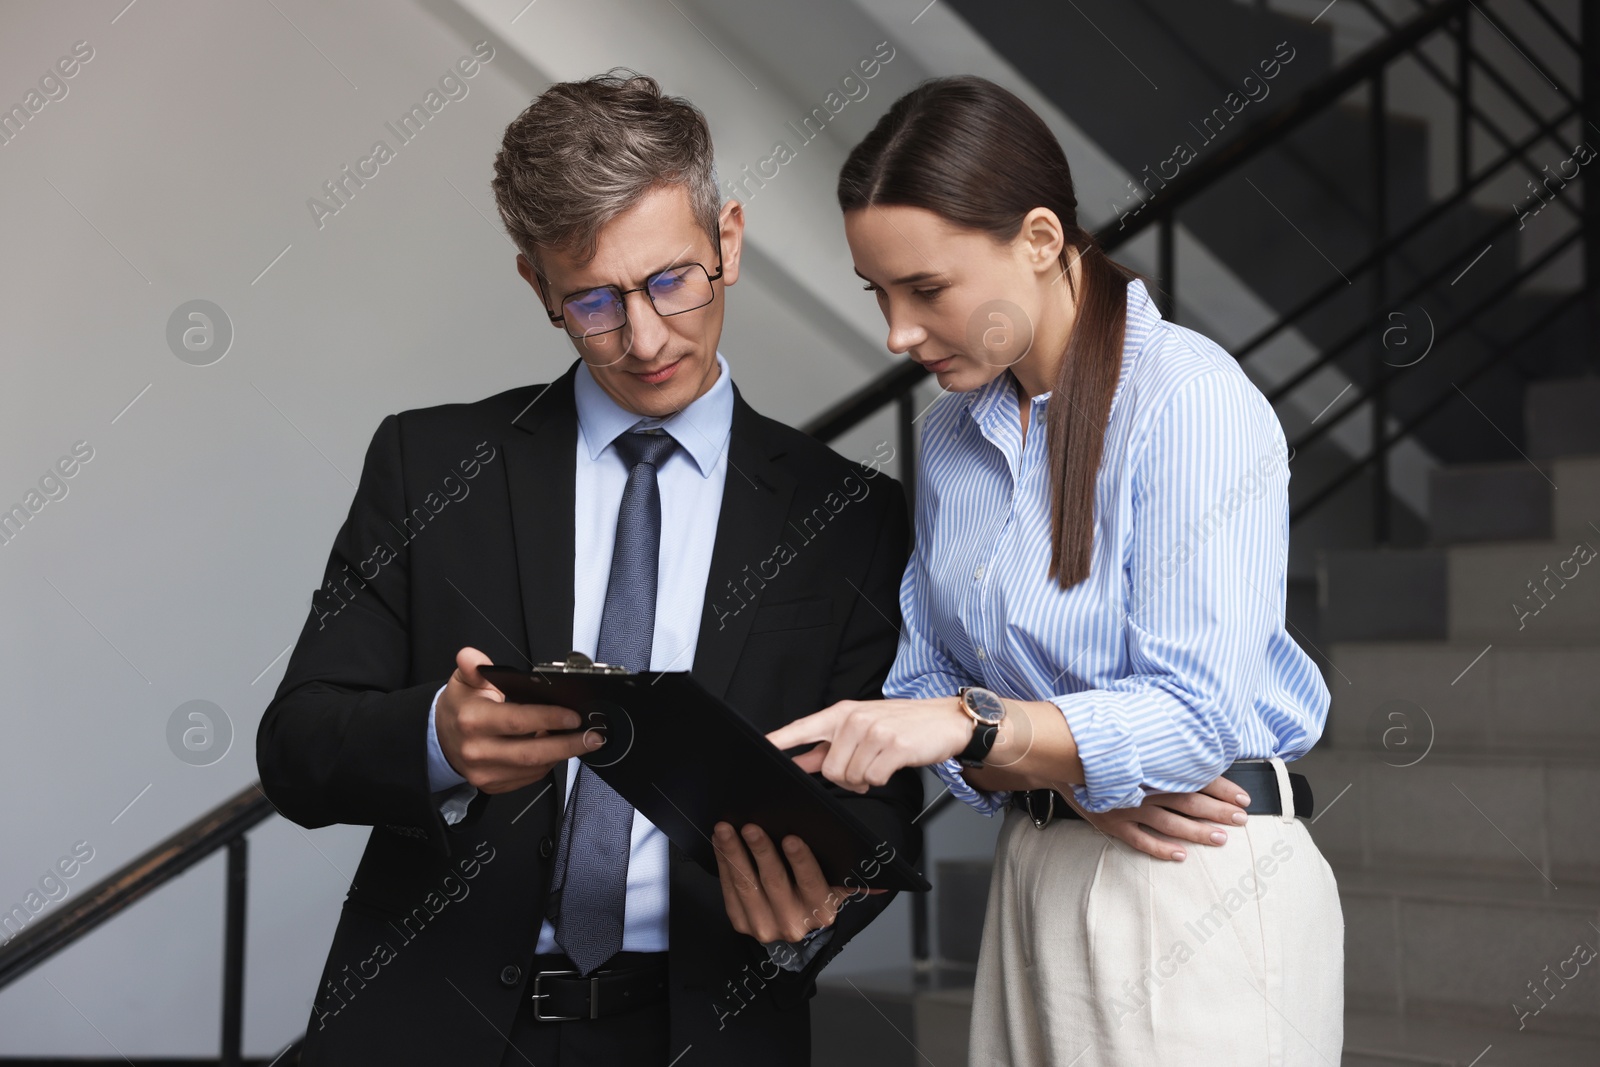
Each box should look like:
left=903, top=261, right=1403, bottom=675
left=769, top=76, right=1342, bottom=1066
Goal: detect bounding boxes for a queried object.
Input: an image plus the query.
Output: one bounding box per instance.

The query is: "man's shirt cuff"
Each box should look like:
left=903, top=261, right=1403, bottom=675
left=762, top=926, right=833, bottom=972
left=427, top=682, right=477, bottom=825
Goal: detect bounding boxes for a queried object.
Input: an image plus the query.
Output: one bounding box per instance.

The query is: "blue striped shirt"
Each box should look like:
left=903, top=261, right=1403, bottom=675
left=882, top=277, right=1329, bottom=815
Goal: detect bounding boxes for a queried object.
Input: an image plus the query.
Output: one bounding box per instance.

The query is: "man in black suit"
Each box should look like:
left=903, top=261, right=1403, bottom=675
left=255, top=70, right=921, bottom=1066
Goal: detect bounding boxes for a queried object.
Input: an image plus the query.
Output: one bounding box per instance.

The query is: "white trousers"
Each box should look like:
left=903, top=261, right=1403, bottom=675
left=967, top=789, right=1344, bottom=1066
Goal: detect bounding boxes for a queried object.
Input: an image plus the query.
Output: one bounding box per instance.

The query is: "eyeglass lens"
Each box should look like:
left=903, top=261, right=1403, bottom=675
left=562, top=264, right=714, bottom=338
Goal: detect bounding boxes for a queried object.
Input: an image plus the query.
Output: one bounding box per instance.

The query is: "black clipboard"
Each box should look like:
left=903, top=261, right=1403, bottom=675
left=479, top=655, right=930, bottom=893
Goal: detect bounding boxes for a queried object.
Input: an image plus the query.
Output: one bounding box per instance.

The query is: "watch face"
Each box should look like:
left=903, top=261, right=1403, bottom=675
left=963, top=687, right=1006, bottom=725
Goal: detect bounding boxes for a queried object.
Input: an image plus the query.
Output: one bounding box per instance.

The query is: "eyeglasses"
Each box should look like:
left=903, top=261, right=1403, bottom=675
left=545, top=246, right=724, bottom=340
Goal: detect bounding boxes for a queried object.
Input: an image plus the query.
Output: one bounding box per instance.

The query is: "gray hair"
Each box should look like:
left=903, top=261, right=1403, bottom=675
left=491, top=68, right=722, bottom=279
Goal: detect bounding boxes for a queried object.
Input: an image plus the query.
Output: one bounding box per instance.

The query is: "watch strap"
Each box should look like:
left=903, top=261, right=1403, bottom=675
left=957, top=720, right=999, bottom=767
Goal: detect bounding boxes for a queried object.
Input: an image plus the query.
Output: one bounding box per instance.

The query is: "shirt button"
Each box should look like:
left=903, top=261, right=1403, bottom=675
left=974, top=564, right=985, bottom=580
left=538, top=836, right=554, bottom=859
left=976, top=646, right=986, bottom=661
left=500, top=965, right=521, bottom=988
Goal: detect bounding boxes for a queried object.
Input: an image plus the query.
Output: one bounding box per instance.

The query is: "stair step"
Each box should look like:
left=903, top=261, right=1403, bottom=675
left=1429, top=456, right=1600, bottom=546
left=1299, top=748, right=1600, bottom=883
left=1448, top=540, right=1600, bottom=644
left=1553, top=457, right=1600, bottom=544
left=1320, top=550, right=1449, bottom=642
left=1342, top=1007, right=1600, bottom=1065
left=1322, top=641, right=1600, bottom=755
left=1526, top=377, right=1600, bottom=459
left=1319, top=535, right=1600, bottom=644
left=1429, top=463, right=1553, bottom=544
left=811, top=965, right=975, bottom=1067
left=817, top=965, right=1600, bottom=1062
left=1337, top=868, right=1600, bottom=1036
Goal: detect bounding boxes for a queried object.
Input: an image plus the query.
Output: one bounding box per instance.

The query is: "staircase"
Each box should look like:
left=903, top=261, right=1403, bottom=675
left=1303, top=376, right=1600, bottom=1064
left=811, top=378, right=1600, bottom=1065
left=946, top=0, right=1593, bottom=505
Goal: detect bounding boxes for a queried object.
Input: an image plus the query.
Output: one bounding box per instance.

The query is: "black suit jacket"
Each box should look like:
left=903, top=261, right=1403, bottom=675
left=256, top=360, right=922, bottom=1066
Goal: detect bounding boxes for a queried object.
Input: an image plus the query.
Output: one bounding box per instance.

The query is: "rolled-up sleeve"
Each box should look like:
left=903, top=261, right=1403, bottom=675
left=1053, top=370, right=1292, bottom=812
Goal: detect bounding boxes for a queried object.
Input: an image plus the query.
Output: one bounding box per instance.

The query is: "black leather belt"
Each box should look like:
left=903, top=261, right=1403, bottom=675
left=525, top=953, right=668, bottom=1022
left=1009, top=760, right=1314, bottom=829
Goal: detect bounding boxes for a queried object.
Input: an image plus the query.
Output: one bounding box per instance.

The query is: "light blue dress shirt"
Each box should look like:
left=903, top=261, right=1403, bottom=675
left=424, top=352, right=826, bottom=966
left=883, top=278, right=1330, bottom=816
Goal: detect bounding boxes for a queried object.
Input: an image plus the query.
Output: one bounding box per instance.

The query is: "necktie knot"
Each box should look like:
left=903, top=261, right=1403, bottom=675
left=613, top=428, right=678, bottom=470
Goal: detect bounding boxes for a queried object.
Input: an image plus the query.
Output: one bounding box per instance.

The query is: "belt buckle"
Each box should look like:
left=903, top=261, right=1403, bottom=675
left=1024, top=789, right=1055, bottom=830
left=530, top=969, right=585, bottom=1021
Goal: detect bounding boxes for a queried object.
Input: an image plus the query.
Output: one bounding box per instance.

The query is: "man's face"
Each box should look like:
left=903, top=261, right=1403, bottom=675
left=520, top=183, right=742, bottom=418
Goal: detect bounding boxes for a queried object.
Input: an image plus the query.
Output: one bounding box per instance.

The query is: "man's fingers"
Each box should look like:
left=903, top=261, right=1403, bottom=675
left=713, top=822, right=761, bottom=895
left=781, top=835, right=831, bottom=907
left=711, top=826, right=752, bottom=933
left=471, top=728, right=592, bottom=772
left=454, top=646, right=502, bottom=694
left=476, top=701, right=581, bottom=737
left=717, top=823, right=777, bottom=939
left=741, top=825, right=798, bottom=905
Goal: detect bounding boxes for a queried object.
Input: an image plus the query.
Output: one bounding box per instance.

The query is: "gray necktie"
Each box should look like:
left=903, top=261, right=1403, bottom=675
left=548, top=427, right=678, bottom=976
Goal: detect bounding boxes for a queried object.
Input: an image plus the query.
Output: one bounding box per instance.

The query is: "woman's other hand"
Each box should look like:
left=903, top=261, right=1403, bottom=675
left=765, top=698, right=971, bottom=793
left=1068, top=775, right=1250, bottom=861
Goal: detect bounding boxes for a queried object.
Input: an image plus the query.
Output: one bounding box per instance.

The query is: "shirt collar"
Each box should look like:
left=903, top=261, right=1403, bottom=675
left=573, top=351, right=734, bottom=478
left=962, top=276, right=1157, bottom=428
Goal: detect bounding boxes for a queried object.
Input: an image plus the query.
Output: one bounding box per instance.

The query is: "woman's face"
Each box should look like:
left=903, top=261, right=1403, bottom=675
left=844, top=204, right=1067, bottom=394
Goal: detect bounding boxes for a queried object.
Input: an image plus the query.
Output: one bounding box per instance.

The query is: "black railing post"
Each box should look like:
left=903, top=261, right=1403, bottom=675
left=1370, top=67, right=1390, bottom=544
left=1584, top=0, right=1600, bottom=370
left=897, top=389, right=917, bottom=514
left=221, top=836, right=247, bottom=1067
left=911, top=889, right=931, bottom=968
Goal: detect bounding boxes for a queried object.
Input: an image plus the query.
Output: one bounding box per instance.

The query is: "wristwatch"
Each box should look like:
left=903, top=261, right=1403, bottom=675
left=955, top=686, right=1007, bottom=768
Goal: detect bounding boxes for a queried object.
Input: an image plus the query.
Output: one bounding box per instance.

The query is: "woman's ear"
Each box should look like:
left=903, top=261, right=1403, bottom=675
left=1018, top=207, right=1067, bottom=277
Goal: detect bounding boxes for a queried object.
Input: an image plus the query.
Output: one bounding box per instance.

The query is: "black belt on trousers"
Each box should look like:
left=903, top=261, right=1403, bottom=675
left=525, top=952, right=668, bottom=1022
left=1008, top=760, right=1314, bottom=827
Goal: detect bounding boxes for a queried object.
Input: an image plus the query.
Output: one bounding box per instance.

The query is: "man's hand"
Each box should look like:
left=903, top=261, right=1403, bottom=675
left=1070, top=775, right=1251, bottom=861
left=434, top=646, right=598, bottom=794
left=711, top=823, right=882, bottom=946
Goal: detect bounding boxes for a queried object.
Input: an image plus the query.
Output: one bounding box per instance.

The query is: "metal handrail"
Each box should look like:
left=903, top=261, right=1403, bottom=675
left=0, top=782, right=275, bottom=1064
left=798, top=0, right=1482, bottom=450
left=1291, top=242, right=1586, bottom=521
left=1288, top=218, right=1581, bottom=458
left=1238, top=100, right=1578, bottom=388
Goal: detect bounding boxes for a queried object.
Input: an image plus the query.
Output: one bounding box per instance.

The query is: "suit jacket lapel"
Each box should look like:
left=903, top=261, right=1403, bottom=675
left=505, top=364, right=580, bottom=666
left=691, top=387, right=796, bottom=701
left=503, top=361, right=581, bottom=811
